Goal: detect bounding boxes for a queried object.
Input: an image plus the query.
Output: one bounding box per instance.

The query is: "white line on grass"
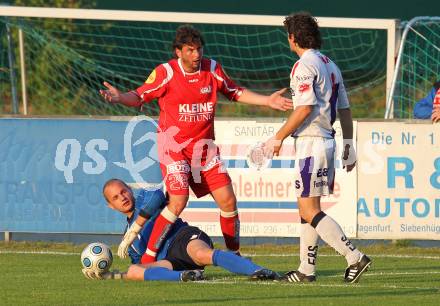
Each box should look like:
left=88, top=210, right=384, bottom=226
left=202, top=279, right=440, bottom=292
left=1, top=250, right=440, bottom=260
left=2, top=250, right=438, bottom=292
left=326, top=271, right=440, bottom=278
left=0, top=250, right=77, bottom=255
left=242, top=253, right=440, bottom=260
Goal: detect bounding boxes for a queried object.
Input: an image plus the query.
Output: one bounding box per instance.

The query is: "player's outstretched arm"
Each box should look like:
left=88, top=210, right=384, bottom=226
left=99, top=81, right=142, bottom=107
left=236, top=88, right=293, bottom=111
left=82, top=268, right=127, bottom=280
left=338, top=108, right=356, bottom=172
left=82, top=261, right=172, bottom=281
left=117, top=219, right=145, bottom=259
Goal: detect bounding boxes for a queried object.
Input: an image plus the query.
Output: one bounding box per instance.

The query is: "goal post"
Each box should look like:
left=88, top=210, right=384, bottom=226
left=0, top=6, right=399, bottom=117
left=386, top=16, right=440, bottom=119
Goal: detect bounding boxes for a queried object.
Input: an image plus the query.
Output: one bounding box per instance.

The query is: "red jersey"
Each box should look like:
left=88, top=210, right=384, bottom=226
left=135, top=58, right=243, bottom=144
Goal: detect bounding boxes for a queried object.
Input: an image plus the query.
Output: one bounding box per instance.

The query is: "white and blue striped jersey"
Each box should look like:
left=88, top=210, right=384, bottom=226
left=290, top=49, right=350, bottom=138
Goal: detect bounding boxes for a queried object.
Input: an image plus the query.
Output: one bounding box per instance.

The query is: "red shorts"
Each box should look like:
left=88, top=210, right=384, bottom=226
left=159, top=145, right=231, bottom=198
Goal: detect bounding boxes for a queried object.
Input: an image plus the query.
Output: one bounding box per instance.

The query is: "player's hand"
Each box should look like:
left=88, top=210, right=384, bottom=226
left=267, top=88, right=293, bottom=111
left=82, top=269, right=124, bottom=280
left=82, top=268, right=102, bottom=280
left=99, top=81, right=122, bottom=104
left=118, top=222, right=142, bottom=259
left=263, top=136, right=283, bottom=157
left=431, top=107, right=440, bottom=123
left=342, top=140, right=356, bottom=172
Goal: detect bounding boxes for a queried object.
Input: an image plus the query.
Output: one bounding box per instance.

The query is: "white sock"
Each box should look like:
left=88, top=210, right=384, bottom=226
left=298, top=219, right=319, bottom=276
left=312, top=212, right=362, bottom=266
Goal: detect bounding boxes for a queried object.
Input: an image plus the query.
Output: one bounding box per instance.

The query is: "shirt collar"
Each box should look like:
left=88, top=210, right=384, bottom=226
left=177, top=58, right=201, bottom=76
left=300, top=49, right=316, bottom=58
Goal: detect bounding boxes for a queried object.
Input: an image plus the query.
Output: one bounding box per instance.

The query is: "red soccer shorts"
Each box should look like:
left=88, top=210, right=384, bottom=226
left=159, top=145, right=231, bottom=198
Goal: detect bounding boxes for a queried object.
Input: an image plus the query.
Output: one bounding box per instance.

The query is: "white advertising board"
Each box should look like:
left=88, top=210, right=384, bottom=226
left=357, top=122, right=440, bottom=239
left=181, top=120, right=358, bottom=237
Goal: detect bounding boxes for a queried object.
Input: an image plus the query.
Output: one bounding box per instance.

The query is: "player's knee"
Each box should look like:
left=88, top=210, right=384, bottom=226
left=193, top=248, right=213, bottom=266
left=300, top=214, right=313, bottom=224
left=126, top=265, right=144, bottom=281
left=167, top=195, right=189, bottom=215
left=126, top=265, right=135, bottom=278
left=300, top=209, right=322, bottom=224
left=218, top=194, right=237, bottom=212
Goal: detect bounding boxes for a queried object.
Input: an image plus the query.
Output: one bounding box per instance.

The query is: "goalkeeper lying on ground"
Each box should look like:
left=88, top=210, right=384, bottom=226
left=82, top=178, right=279, bottom=282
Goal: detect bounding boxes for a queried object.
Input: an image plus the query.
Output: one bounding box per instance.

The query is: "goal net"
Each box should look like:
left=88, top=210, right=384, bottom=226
left=0, top=7, right=398, bottom=118
left=388, top=17, right=440, bottom=118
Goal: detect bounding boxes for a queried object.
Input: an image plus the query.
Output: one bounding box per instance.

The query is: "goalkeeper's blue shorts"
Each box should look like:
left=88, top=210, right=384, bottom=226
left=164, top=226, right=213, bottom=270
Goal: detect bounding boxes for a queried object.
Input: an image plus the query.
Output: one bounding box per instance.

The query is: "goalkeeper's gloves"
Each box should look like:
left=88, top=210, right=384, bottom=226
left=82, top=268, right=125, bottom=280
left=118, top=222, right=143, bottom=259
left=82, top=268, right=100, bottom=280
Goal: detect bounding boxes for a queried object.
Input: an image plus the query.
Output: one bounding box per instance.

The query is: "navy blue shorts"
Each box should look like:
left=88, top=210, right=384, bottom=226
left=164, top=226, right=213, bottom=270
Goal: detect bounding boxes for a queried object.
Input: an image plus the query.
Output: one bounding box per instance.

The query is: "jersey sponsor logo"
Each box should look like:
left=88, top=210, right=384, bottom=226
left=179, top=102, right=213, bottom=114
left=166, top=160, right=190, bottom=174
left=202, top=153, right=222, bottom=172
left=145, top=69, right=156, bottom=84
left=188, top=78, right=199, bottom=83
left=295, top=75, right=313, bottom=82
left=200, top=85, right=212, bottom=94
left=313, top=180, right=328, bottom=188
left=179, top=113, right=213, bottom=122
left=178, top=102, right=214, bottom=122
left=167, top=173, right=189, bottom=191
left=298, top=83, right=311, bottom=93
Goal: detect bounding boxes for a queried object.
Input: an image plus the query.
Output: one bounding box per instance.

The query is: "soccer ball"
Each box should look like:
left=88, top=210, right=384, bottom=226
left=81, top=242, right=113, bottom=274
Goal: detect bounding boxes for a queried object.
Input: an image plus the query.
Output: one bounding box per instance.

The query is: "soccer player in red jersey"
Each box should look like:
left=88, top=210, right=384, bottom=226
left=100, top=25, right=292, bottom=263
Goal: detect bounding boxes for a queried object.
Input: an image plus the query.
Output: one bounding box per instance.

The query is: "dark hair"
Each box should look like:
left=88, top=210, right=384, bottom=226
left=172, top=24, right=205, bottom=57
left=102, top=178, right=131, bottom=201
left=284, top=12, right=322, bottom=49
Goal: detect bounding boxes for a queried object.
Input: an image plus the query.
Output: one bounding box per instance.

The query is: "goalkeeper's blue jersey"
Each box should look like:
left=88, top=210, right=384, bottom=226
left=126, top=188, right=188, bottom=264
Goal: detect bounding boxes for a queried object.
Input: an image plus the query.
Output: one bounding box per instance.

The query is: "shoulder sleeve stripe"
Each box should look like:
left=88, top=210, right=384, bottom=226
left=140, top=63, right=173, bottom=99
left=209, top=59, right=238, bottom=93
left=210, top=59, right=217, bottom=73
left=291, top=61, right=300, bottom=78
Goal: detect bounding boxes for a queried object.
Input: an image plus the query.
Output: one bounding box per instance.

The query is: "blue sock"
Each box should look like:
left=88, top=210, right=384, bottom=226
left=212, top=250, right=262, bottom=275
left=143, top=267, right=182, bottom=281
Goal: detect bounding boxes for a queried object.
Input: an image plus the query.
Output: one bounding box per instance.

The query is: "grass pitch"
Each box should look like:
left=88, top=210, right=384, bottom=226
left=1, top=242, right=439, bottom=305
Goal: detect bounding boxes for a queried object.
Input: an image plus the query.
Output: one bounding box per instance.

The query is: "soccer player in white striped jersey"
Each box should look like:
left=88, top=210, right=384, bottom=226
left=265, top=12, right=371, bottom=283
